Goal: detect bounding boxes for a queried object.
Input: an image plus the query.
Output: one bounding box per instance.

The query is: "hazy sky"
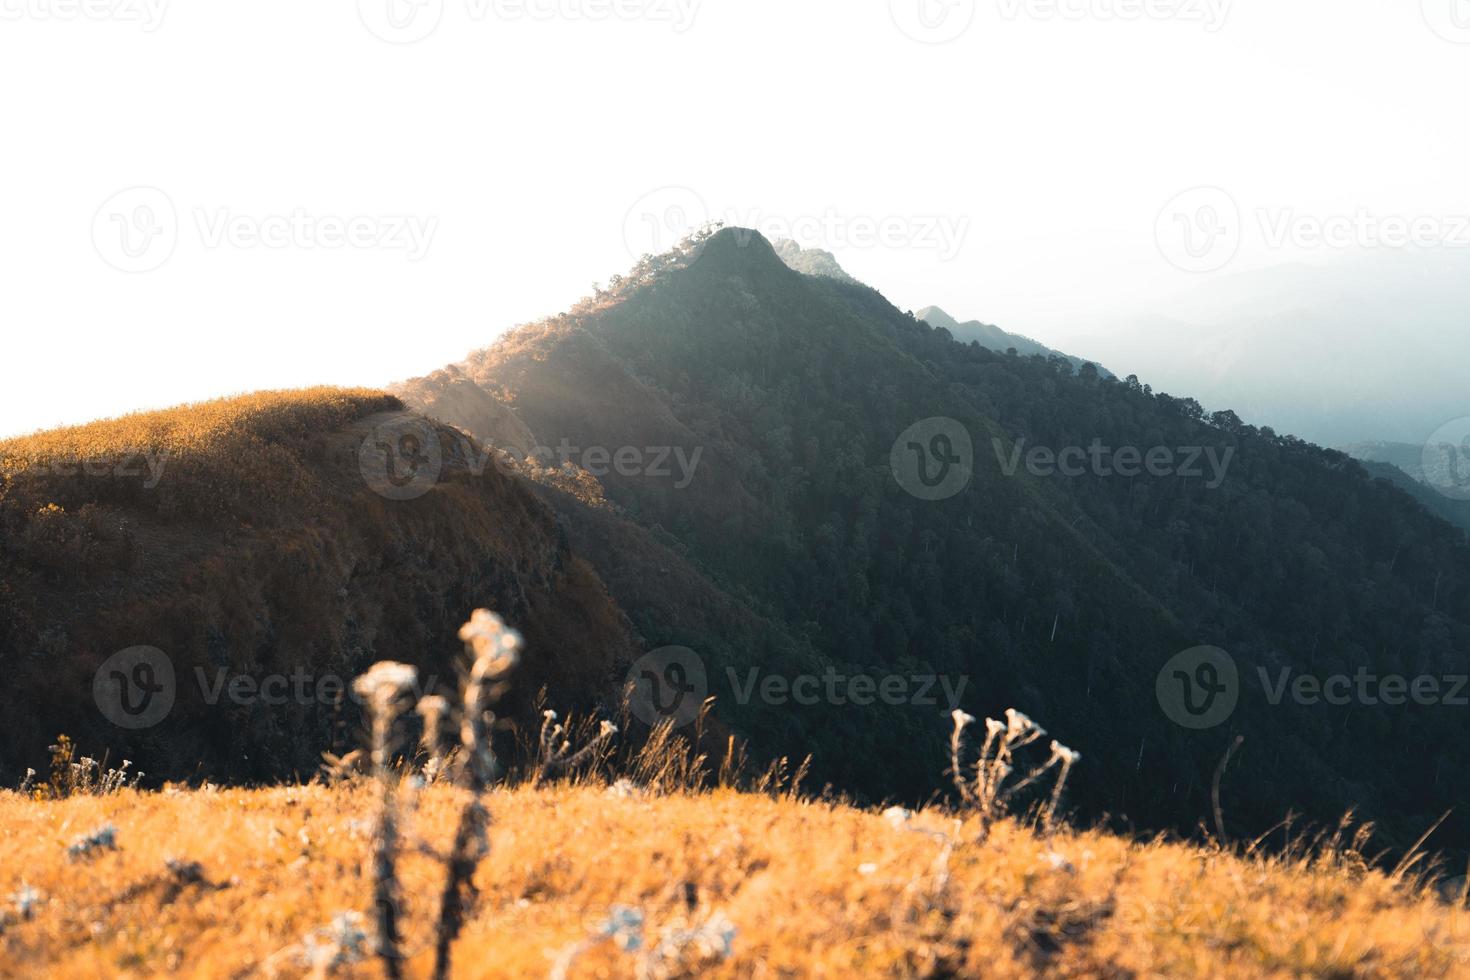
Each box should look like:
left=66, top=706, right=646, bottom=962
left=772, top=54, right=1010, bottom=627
left=2, top=0, right=1468, bottom=437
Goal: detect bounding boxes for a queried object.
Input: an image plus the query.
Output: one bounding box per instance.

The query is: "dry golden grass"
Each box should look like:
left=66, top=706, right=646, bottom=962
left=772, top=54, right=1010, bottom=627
left=2, top=781, right=1467, bottom=979
left=0, top=387, right=402, bottom=529
left=0, top=387, right=400, bottom=464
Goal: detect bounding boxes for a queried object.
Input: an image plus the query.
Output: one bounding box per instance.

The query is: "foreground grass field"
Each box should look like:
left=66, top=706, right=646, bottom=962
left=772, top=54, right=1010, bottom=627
left=2, top=782, right=1468, bottom=979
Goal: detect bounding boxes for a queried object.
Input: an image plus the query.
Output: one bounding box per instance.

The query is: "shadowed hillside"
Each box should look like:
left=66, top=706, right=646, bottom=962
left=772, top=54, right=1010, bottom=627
left=0, top=389, right=634, bottom=783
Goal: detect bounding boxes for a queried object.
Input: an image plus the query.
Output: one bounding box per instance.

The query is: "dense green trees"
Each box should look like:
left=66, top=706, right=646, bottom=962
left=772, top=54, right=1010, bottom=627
left=473, top=228, right=1470, bottom=858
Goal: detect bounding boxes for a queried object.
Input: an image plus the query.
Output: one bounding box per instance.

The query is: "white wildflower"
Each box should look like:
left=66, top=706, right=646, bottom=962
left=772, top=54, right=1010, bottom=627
left=1050, top=741, right=1081, bottom=766
left=1005, top=708, right=1043, bottom=738
left=352, top=661, right=419, bottom=703
left=882, top=806, right=913, bottom=828
left=605, top=779, right=642, bottom=799
left=458, top=608, right=522, bottom=677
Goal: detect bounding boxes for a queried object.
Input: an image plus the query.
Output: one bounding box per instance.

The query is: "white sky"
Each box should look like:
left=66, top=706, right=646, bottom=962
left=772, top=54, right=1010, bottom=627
left=2, top=0, right=1468, bottom=437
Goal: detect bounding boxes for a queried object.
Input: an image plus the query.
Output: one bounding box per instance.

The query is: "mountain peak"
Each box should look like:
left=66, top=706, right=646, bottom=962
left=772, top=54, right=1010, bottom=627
left=771, top=238, right=860, bottom=284
left=914, top=305, right=960, bottom=331
left=693, top=226, right=786, bottom=274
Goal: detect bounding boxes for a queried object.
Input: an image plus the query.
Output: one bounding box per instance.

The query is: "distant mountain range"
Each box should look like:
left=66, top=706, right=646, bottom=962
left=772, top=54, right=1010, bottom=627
left=771, top=239, right=1109, bottom=375
left=1345, top=441, right=1470, bottom=536
left=1065, top=250, right=1470, bottom=447
left=913, top=306, right=1112, bottom=376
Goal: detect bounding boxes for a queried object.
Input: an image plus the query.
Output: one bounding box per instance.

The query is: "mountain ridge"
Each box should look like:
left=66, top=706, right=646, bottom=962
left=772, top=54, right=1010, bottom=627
left=395, top=226, right=1470, bottom=852
left=915, top=305, right=1111, bottom=376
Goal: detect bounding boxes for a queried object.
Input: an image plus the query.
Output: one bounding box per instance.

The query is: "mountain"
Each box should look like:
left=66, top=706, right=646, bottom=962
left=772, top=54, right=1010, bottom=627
left=771, top=238, right=860, bottom=284
left=1065, top=250, right=1470, bottom=446
left=7, top=228, right=1469, bottom=856
left=1345, top=442, right=1470, bottom=536
left=396, top=226, right=1470, bottom=854
left=915, top=306, right=1110, bottom=376
left=0, top=389, right=634, bottom=782
left=389, top=364, right=537, bottom=456
left=766, top=241, right=1110, bottom=374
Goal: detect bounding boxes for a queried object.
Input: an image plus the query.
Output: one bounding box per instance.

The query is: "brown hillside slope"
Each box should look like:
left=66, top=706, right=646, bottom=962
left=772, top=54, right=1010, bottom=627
left=0, top=389, right=635, bottom=783
left=389, top=366, right=538, bottom=457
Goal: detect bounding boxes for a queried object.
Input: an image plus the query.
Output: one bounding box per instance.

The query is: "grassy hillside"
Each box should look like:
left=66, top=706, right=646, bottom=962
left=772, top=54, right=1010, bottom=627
left=1, top=780, right=1467, bottom=978
left=0, top=389, right=635, bottom=784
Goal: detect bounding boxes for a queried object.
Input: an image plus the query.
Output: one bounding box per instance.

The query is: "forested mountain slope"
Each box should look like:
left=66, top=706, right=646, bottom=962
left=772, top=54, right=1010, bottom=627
left=397, top=228, right=1470, bottom=855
